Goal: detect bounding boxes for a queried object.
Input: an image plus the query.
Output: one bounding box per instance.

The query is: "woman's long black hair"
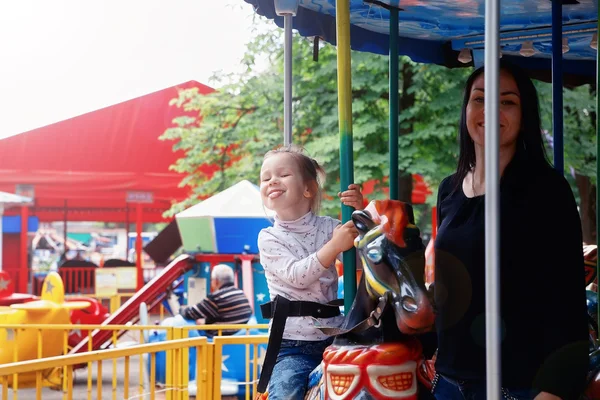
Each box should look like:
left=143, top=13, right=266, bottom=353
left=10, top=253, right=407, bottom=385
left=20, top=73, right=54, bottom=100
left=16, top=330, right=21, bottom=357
left=453, top=60, right=552, bottom=188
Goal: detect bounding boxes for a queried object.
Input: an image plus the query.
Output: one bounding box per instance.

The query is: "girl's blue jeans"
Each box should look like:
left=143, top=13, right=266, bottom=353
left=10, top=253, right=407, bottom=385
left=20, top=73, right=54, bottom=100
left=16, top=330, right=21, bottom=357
left=433, top=374, right=537, bottom=400
left=267, top=338, right=333, bottom=400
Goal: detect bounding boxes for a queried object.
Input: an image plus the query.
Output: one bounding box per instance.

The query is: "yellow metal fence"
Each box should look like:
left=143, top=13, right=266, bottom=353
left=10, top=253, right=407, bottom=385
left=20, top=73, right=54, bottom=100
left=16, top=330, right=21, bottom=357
left=0, top=324, right=269, bottom=400
left=0, top=336, right=208, bottom=400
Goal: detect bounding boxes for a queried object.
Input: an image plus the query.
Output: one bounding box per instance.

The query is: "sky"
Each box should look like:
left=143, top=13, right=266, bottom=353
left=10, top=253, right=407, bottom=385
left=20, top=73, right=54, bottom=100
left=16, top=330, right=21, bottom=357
left=0, top=1, right=264, bottom=139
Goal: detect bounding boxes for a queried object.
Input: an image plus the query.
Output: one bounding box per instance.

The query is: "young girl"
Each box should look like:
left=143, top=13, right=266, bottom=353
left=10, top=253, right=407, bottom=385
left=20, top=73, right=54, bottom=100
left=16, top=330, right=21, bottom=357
left=257, top=145, right=363, bottom=400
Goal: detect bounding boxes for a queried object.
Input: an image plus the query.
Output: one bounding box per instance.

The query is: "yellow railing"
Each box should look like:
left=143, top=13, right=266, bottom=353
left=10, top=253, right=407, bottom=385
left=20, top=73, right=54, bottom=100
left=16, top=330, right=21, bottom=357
left=0, top=323, right=269, bottom=399
left=0, top=336, right=208, bottom=400
left=0, top=323, right=268, bottom=349
left=212, top=335, right=270, bottom=400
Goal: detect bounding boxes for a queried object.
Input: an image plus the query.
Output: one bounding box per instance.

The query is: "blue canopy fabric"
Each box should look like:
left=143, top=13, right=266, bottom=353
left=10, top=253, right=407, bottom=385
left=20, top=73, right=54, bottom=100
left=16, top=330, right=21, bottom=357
left=244, top=0, right=598, bottom=85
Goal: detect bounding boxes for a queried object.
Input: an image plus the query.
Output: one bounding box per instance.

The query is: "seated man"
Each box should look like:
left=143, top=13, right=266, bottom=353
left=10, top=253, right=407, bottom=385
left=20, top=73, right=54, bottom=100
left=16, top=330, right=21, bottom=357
left=171, top=263, right=253, bottom=337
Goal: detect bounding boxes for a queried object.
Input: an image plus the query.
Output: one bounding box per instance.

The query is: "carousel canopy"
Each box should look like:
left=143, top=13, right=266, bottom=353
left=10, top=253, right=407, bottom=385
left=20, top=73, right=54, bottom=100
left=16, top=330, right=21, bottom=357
left=245, top=0, right=597, bottom=85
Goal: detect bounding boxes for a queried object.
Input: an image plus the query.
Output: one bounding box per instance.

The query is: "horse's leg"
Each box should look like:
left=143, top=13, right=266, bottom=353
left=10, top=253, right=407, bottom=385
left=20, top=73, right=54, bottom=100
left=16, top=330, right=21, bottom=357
left=304, top=362, right=325, bottom=400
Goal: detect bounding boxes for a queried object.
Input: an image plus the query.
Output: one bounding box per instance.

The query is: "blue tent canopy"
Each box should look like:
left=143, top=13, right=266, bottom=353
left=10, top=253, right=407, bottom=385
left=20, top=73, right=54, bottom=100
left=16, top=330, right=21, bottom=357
left=244, top=0, right=598, bottom=85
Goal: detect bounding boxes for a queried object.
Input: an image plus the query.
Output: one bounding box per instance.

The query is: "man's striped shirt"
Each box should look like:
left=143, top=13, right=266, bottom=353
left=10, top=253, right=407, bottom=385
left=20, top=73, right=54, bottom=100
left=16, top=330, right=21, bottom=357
left=179, top=282, right=252, bottom=336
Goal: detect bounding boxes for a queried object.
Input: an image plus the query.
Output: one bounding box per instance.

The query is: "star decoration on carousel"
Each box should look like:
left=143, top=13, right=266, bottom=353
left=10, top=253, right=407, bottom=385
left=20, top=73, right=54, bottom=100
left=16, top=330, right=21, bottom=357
left=250, top=347, right=267, bottom=369
left=204, top=266, right=210, bottom=274
left=222, top=354, right=230, bottom=372
left=71, top=319, right=82, bottom=338
left=0, top=278, right=9, bottom=291
left=45, top=280, right=55, bottom=294
left=256, top=293, right=266, bottom=302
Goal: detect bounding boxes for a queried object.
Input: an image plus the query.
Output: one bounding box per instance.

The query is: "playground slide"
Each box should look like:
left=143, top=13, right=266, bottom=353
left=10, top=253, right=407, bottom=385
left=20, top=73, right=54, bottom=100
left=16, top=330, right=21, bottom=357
left=69, top=254, right=194, bottom=355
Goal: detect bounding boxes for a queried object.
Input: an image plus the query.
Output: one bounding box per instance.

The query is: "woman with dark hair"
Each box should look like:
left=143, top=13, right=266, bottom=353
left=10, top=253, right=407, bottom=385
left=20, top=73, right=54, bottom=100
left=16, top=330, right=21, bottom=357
left=430, top=61, right=589, bottom=399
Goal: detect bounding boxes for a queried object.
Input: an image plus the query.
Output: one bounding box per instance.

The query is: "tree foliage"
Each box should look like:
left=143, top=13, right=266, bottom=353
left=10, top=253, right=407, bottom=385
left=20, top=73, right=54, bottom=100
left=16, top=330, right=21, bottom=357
left=161, top=18, right=597, bottom=238
left=161, top=22, right=469, bottom=221
left=536, top=82, right=597, bottom=182
left=536, top=82, right=597, bottom=241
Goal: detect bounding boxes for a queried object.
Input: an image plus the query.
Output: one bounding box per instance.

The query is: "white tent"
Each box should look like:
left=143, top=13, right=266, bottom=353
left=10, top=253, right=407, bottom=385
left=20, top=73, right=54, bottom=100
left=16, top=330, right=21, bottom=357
left=176, top=180, right=275, bottom=219
left=176, top=180, right=274, bottom=253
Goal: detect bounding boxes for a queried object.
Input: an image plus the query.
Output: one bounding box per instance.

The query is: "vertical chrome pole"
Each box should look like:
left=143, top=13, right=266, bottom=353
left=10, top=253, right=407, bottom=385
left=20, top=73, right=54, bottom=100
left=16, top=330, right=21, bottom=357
left=551, top=0, right=564, bottom=174
left=484, top=0, right=501, bottom=398
left=389, top=7, right=399, bottom=201
left=596, top=7, right=600, bottom=332
left=283, top=14, right=293, bottom=146
left=275, top=0, right=298, bottom=145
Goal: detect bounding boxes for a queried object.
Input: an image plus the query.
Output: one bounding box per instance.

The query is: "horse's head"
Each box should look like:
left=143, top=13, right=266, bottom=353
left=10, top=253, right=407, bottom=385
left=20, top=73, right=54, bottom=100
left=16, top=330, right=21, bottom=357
left=352, top=200, right=435, bottom=335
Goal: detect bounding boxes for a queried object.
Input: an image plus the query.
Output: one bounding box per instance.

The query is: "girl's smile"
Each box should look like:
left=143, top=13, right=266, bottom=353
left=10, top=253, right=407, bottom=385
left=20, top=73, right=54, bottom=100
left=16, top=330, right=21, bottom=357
left=260, top=153, right=312, bottom=221
left=267, top=189, right=284, bottom=199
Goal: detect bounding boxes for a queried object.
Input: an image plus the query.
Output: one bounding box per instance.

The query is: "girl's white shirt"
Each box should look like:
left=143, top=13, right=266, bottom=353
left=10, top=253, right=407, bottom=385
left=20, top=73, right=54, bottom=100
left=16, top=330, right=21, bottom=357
left=257, top=211, right=344, bottom=341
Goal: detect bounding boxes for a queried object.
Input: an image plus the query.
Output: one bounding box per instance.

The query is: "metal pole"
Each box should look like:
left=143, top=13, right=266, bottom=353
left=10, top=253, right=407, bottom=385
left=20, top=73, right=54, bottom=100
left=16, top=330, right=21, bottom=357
left=552, top=0, right=564, bottom=174
left=389, top=7, right=399, bottom=201
left=20, top=205, right=28, bottom=293
left=125, top=205, right=130, bottom=256
left=136, top=203, right=144, bottom=290
left=596, top=7, right=600, bottom=332
left=63, top=200, right=68, bottom=253
left=283, top=14, right=293, bottom=146
left=484, top=0, right=501, bottom=398
left=335, top=0, right=357, bottom=310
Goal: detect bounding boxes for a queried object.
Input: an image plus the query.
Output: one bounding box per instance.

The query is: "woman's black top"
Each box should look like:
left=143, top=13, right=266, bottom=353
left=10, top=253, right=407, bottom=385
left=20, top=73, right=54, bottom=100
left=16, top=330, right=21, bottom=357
left=433, top=151, right=589, bottom=399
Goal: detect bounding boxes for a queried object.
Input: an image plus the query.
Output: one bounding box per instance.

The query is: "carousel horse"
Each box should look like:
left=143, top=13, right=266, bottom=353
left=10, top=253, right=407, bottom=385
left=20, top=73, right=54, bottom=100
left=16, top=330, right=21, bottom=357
left=298, top=199, right=436, bottom=400
left=584, top=244, right=597, bottom=292
left=581, top=244, right=600, bottom=399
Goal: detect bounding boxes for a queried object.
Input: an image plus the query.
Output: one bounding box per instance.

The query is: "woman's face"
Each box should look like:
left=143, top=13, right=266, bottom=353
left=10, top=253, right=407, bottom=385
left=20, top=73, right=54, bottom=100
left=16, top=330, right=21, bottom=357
left=466, top=69, right=522, bottom=151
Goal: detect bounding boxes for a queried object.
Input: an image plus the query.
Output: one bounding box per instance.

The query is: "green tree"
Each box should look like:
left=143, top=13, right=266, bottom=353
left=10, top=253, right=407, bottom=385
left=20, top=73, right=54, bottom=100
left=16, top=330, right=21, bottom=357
left=161, top=18, right=597, bottom=240
left=161, top=25, right=469, bottom=211
left=159, top=29, right=286, bottom=215
left=537, top=82, right=597, bottom=242
left=160, top=22, right=469, bottom=231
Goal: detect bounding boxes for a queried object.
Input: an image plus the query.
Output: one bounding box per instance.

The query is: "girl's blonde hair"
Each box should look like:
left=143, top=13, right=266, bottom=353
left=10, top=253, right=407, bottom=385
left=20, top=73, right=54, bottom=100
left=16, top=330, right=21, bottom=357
left=263, top=144, right=325, bottom=214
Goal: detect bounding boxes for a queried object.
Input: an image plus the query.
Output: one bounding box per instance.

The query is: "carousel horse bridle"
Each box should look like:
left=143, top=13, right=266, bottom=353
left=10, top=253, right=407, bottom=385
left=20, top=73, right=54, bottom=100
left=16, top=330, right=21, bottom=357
left=319, top=200, right=435, bottom=340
